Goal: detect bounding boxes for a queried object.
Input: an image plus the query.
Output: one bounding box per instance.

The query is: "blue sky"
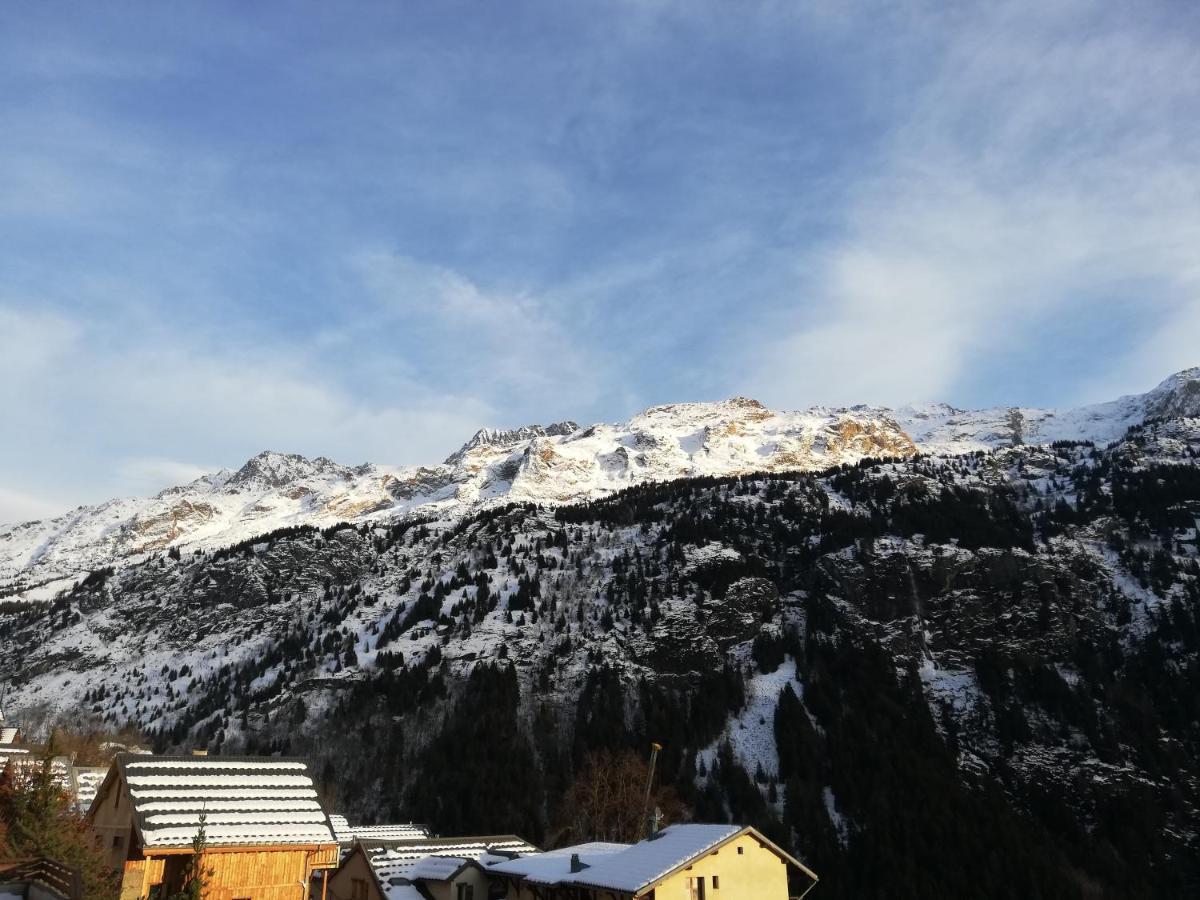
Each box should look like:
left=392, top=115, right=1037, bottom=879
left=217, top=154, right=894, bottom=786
left=2, top=0, right=1198, bottom=522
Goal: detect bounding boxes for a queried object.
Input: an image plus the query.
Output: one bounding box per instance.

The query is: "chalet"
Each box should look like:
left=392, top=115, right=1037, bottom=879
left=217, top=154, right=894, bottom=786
left=87, top=753, right=339, bottom=900
left=484, top=843, right=627, bottom=900
left=487, top=824, right=818, bottom=900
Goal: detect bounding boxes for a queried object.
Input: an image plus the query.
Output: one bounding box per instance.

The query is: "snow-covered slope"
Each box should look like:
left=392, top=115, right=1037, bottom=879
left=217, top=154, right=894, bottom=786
left=3, top=368, right=1197, bottom=596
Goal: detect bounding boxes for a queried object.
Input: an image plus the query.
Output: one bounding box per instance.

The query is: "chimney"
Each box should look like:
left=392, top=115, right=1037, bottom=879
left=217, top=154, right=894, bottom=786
left=191, top=749, right=208, bottom=757
left=569, top=853, right=587, bottom=873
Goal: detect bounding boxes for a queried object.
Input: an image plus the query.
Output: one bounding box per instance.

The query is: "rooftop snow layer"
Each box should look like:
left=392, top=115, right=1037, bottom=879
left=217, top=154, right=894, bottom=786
left=567, top=824, right=741, bottom=893
left=485, top=842, right=629, bottom=886
left=117, top=755, right=336, bottom=848
left=407, top=856, right=470, bottom=881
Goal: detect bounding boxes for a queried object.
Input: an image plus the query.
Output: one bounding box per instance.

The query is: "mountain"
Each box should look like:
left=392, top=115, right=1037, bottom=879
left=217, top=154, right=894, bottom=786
left=2, top=370, right=1200, bottom=895
left=3, top=411, right=1200, bottom=896
left=5, top=369, right=1199, bottom=601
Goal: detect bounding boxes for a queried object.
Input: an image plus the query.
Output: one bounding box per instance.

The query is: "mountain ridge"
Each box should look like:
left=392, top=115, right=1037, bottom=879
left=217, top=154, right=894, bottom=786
left=3, top=368, right=1198, bottom=598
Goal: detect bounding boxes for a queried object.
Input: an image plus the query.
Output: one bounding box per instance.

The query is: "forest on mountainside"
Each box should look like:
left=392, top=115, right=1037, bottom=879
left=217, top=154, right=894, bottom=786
left=4, top=420, right=1200, bottom=897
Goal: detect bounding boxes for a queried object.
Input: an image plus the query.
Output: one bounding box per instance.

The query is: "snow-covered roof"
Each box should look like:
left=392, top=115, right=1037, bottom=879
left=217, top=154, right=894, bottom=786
left=407, top=855, right=471, bottom=881
left=328, top=813, right=353, bottom=844
left=114, top=755, right=336, bottom=849
left=349, top=823, right=430, bottom=843
left=0, top=728, right=18, bottom=744
left=0, top=750, right=72, bottom=788
left=566, top=824, right=740, bottom=893
left=366, top=835, right=538, bottom=882
left=487, top=825, right=816, bottom=896
left=70, top=765, right=110, bottom=813
left=485, top=842, right=629, bottom=886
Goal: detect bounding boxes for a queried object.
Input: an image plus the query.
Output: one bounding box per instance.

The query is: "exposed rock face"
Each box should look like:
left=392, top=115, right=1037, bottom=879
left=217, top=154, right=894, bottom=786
left=3, top=418, right=1200, bottom=894
left=4, top=369, right=1199, bottom=595
left=705, top=577, right=779, bottom=649
left=444, top=422, right=580, bottom=465
left=1144, top=367, right=1200, bottom=420
left=128, top=501, right=219, bottom=549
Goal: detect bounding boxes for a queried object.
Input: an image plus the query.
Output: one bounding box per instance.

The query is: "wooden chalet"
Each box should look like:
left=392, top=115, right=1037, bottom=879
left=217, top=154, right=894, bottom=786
left=87, top=753, right=339, bottom=900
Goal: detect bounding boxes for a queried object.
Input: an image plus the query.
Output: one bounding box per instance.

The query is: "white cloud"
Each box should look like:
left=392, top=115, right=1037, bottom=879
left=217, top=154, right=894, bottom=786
left=747, top=2, right=1200, bottom=408
left=0, top=302, right=497, bottom=522
left=113, top=458, right=214, bottom=496
left=0, top=485, right=69, bottom=525
left=350, top=251, right=612, bottom=417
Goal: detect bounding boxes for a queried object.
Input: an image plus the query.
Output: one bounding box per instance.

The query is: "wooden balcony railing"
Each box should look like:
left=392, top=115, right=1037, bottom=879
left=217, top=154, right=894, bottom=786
left=0, top=856, right=83, bottom=900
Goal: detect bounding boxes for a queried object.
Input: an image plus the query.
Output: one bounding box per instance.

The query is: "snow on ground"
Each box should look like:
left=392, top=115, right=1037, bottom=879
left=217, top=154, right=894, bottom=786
left=699, top=657, right=800, bottom=782
left=822, top=786, right=850, bottom=847
left=14, top=370, right=1188, bottom=594
left=919, top=658, right=982, bottom=719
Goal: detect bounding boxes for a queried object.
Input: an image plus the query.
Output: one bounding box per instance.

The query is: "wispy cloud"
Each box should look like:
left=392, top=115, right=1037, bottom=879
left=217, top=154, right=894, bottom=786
left=0, top=300, right=493, bottom=522
left=0, top=1, right=1196, bottom=524
left=350, top=251, right=615, bottom=419
left=746, top=1, right=1200, bottom=408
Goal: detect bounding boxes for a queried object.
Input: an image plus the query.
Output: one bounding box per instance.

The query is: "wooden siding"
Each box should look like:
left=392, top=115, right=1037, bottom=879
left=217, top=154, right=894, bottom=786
left=120, top=846, right=337, bottom=900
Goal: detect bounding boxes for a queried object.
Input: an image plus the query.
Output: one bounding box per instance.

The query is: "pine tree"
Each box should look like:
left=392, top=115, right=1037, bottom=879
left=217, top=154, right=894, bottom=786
left=166, top=811, right=211, bottom=900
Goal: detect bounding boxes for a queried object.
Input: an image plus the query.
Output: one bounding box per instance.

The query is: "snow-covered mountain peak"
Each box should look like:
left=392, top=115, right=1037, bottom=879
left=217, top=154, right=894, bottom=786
left=1141, top=367, right=1200, bottom=420
left=632, top=396, right=773, bottom=428
left=444, top=422, right=579, bottom=465
left=4, top=368, right=1199, bottom=597
left=225, top=450, right=354, bottom=490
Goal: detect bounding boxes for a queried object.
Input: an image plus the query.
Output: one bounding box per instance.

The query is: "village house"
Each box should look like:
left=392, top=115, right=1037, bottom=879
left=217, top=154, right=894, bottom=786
left=326, top=836, right=539, bottom=900
left=487, top=824, right=818, bottom=900
left=87, top=753, right=340, bottom=900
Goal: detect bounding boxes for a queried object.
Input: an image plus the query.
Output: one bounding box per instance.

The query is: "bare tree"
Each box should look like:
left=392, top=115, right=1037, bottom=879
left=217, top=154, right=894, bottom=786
left=558, top=749, right=688, bottom=845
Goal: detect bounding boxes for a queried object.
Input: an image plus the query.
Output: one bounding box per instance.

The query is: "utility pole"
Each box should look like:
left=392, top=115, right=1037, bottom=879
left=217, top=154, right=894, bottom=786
left=642, top=741, right=663, bottom=839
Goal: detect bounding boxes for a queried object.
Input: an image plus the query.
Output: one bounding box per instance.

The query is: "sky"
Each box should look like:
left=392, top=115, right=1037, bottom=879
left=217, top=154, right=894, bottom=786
left=1, top=0, right=1198, bottom=523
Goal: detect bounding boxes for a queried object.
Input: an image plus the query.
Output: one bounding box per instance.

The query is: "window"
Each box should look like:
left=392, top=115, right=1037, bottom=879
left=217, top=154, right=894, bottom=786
left=688, top=877, right=707, bottom=900
left=712, top=875, right=720, bottom=889
left=112, top=835, right=124, bottom=849
left=737, top=846, right=744, bottom=854
left=456, top=886, right=474, bottom=900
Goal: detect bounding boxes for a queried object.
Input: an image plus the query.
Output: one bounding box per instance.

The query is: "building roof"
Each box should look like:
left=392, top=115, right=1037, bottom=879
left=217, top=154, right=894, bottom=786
left=109, top=754, right=336, bottom=849
left=491, top=824, right=819, bottom=896
left=365, top=835, right=538, bottom=883
left=69, top=765, right=110, bottom=814
left=566, top=824, right=740, bottom=893
left=0, top=749, right=73, bottom=788
left=0, top=743, right=31, bottom=762
left=485, top=842, right=629, bottom=886
left=347, top=823, right=431, bottom=843
left=407, top=855, right=472, bottom=882
left=328, top=813, right=354, bottom=844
